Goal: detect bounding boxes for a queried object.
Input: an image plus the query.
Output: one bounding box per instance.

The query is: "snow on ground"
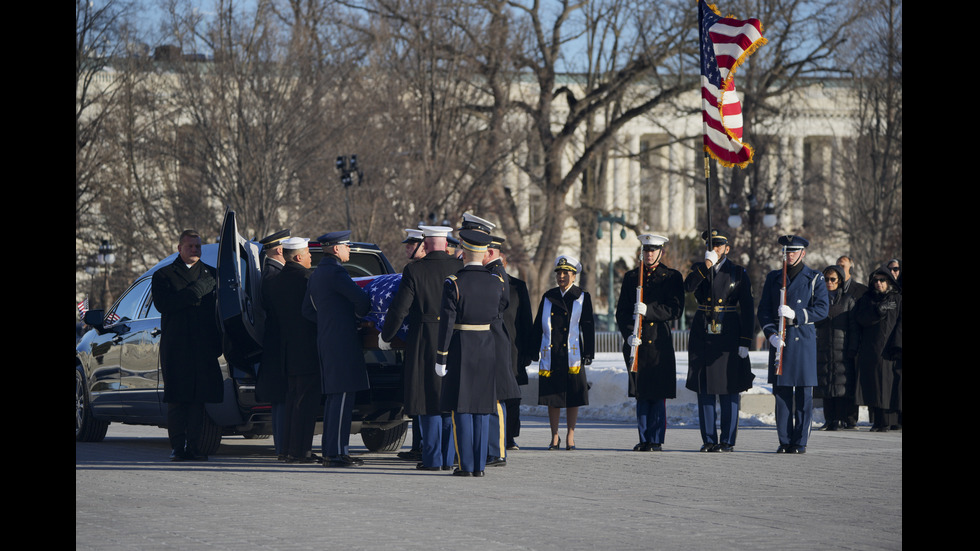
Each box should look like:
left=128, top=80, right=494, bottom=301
left=519, top=351, right=861, bottom=427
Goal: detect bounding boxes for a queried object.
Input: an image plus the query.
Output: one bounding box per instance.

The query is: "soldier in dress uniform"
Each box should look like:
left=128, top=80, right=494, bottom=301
left=264, top=237, right=321, bottom=463
left=461, top=213, right=521, bottom=467
left=615, top=234, right=684, bottom=452
left=257, top=229, right=290, bottom=459
left=382, top=225, right=462, bottom=471
left=302, top=230, right=372, bottom=467
left=758, top=235, right=829, bottom=454
left=500, top=252, right=534, bottom=451
left=684, top=230, right=755, bottom=452
left=436, top=230, right=507, bottom=477
left=398, top=227, right=427, bottom=460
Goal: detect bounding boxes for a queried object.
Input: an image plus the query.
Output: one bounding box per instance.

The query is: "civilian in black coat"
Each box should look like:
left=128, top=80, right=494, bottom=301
left=257, top=229, right=289, bottom=457
left=815, top=265, right=859, bottom=430
left=151, top=230, right=223, bottom=461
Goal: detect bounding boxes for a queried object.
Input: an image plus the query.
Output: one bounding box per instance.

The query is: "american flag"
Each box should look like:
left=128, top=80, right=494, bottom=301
left=699, top=0, right=766, bottom=168
left=355, top=274, right=409, bottom=341
left=77, top=298, right=89, bottom=318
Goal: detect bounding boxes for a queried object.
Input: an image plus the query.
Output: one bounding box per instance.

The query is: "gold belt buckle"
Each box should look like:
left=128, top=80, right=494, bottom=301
left=708, top=319, right=723, bottom=334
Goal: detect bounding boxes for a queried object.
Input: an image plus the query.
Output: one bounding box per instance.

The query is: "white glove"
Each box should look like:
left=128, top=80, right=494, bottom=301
left=435, top=363, right=448, bottom=377
left=627, top=335, right=641, bottom=347
left=777, top=304, right=796, bottom=320
left=633, top=302, right=647, bottom=317
left=738, top=346, right=749, bottom=359
left=704, top=250, right=719, bottom=266
left=768, top=334, right=784, bottom=348
left=378, top=337, right=391, bottom=351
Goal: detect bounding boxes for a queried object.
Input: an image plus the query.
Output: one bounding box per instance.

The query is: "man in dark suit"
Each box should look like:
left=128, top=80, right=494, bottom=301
left=151, top=229, right=223, bottom=461
left=436, top=229, right=507, bottom=477
left=257, top=229, right=290, bottom=458
left=265, top=237, right=321, bottom=463
left=302, top=231, right=371, bottom=467
left=382, top=225, right=462, bottom=471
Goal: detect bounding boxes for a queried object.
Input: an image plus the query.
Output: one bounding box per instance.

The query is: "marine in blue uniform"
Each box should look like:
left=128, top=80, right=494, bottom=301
left=757, top=235, right=829, bottom=454
left=615, top=234, right=684, bottom=452
left=436, top=230, right=507, bottom=477
left=684, top=230, right=755, bottom=452
left=302, top=230, right=372, bottom=467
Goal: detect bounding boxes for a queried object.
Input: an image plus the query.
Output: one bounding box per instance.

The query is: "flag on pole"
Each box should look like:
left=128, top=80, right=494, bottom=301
left=77, top=298, right=89, bottom=318
left=699, top=1, right=766, bottom=168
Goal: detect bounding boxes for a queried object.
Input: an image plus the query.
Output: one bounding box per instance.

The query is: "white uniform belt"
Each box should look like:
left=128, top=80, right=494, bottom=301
left=454, top=323, right=490, bottom=331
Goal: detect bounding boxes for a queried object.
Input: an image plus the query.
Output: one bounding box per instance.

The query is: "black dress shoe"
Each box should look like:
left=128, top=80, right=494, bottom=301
left=633, top=442, right=651, bottom=451
left=452, top=469, right=471, bottom=477
left=486, top=456, right=507, bottom=467
left=791, top=445, right=807, bottom=454
left=700, top=443, right=717, bottom=452
left=648, top=444, right=663, bottom=451
left=715, top=443, right=734, bottom=452
left=472, top=471, right=485, bottom=477
left=326, top=455, right=362, bottom=467
left=170, top=449, right=187, bottom=461
left=441, top=465, right=453, bottom=471
left=777, top=444, right=791, bottom=453
left=397, top=450, right=423, bottom=461
left=287, top=455, right=317, bottom=463
left=506, top=441, right=519, bottom=450
left=416, top=463, right=441, bottom=471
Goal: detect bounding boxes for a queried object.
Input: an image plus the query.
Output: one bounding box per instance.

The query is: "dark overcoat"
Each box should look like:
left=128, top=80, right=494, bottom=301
left=615, top=263, right=684, bottom=400
left=486, top=259, right=520, bottom=401
left=382, top=251, right=462, bottom=415
left=265, top=261, right=320, bottom=378
left=256, top=258, right=287, bottom=402
left=758, top=263, right=829, bottom=386
left=815, top=267, right=859, bottom=399
left=533, top=286, right=594, bottom=408
left=302, top=255, right=371, bottom=394
left=503, top=275, right=534, bottom=386
left=854, top=269, right=902, bottom=410
left=151, top=259, right=223, bottom=404
left=437, top=265, right=506, bottom=414
left=684, top=259, right=755, bottom=395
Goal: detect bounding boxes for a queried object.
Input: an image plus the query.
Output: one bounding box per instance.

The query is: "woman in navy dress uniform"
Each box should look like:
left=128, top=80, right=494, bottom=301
left=533, top=255, right=594, bottom=450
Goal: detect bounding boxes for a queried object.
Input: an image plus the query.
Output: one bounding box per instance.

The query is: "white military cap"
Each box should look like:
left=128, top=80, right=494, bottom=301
left=638, top=234, right=669, bottom=248
left=402, top=228, right=424, bottom=243
left=461, top=212, right=496, bottom=234
left=418, top=225, right=453, bottom=238
left=554, top=254, right=582, bottom=273
left=281, top=237, right=310, bottom=249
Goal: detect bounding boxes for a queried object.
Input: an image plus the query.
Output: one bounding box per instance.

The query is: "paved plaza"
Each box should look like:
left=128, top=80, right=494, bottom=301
left=76, top=416, right=902, bottom=550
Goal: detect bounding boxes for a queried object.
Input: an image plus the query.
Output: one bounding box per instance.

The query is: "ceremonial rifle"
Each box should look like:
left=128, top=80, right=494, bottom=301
left=628, top=257, right=644, bottom=373
left=776, top=245, right=787, bottom=376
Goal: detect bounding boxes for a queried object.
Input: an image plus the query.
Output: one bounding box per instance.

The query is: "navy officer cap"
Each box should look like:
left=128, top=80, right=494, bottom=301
left=700, top=229, right=729, bottom=247
left=778, top=234, right=809, bottom=250
left=317, top=230, right=352, bottom=246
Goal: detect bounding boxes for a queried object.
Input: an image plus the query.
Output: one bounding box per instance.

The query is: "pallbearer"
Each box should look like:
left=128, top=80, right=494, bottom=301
left=435, top=230, right=507, bottom=477
left=615, top=234, right=684, bottom=452
left=684, top=230, right=755, bottom=452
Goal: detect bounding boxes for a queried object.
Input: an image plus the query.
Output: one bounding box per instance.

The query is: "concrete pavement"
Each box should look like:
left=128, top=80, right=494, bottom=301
left=76, top=416, right=902, bottom=550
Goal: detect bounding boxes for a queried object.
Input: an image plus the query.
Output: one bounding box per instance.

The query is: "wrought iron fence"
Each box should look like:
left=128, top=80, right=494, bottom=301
left=593, top=330, right=690, bottom=353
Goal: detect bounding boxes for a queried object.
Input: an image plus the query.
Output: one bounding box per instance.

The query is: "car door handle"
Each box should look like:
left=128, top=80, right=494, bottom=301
left=112, top=335, right=124, bottom=344
left=151, top=328, right=162, bottom=337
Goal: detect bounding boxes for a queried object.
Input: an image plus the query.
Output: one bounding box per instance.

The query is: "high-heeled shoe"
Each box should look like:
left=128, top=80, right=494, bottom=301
left=548, top=436, right=561, bottom=450
left=566, top=443, right=576, bottom=450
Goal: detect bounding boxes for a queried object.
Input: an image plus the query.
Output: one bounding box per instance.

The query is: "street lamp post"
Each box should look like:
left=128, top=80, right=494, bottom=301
left=96, top=239, right=116, bottom=309
left=596, top=213, right=628, bottom=332
left=336, top=155, right=363, bottom=230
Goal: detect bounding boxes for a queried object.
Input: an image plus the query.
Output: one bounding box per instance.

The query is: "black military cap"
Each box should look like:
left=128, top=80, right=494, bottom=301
left=458, top=229, right=493, bottom=252
left=259, top=229, right=291, bottom=250
left=488, top=235, right=505, bottom=250
left=701, top=229, right=729, bottom=247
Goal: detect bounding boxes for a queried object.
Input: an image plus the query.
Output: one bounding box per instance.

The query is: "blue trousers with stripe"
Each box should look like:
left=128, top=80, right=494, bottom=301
left=452, top=412, right=489, bottom=473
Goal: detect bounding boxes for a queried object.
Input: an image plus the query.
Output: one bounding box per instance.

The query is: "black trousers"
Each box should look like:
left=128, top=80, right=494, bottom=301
left=283, top=373, right=320, bottom=458
left=167, top=401, right=205, bottom=454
